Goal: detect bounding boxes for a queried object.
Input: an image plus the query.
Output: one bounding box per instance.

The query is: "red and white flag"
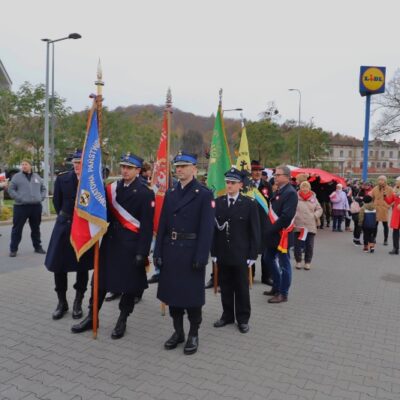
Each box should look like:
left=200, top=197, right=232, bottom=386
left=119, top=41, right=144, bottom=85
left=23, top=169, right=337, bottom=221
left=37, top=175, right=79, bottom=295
left=298, top=227, right=308, bottom=241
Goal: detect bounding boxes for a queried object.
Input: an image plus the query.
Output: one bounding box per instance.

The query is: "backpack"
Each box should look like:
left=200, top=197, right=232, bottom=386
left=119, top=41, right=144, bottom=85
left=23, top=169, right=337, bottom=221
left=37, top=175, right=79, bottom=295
left=350, top=200, right=360, bottom=214
left=363, top=209, right=376, bottom=229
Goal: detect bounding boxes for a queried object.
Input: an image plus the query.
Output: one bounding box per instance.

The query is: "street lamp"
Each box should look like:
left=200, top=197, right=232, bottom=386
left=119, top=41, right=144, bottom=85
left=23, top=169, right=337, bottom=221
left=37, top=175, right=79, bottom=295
left=42, top=33, right=81, bottom=214
left=288, top=88, right=302, bottom=166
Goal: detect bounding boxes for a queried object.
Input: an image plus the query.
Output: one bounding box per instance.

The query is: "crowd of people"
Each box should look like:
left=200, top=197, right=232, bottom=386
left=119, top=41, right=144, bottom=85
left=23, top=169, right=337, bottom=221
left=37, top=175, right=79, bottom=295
left=4, top=152, right=400, bottom=355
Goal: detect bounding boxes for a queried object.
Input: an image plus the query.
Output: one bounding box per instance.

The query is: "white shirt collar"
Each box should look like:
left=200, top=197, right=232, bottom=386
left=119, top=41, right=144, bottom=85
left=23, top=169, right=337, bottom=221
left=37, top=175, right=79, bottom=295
left=227, top=192, right=240, bottom=202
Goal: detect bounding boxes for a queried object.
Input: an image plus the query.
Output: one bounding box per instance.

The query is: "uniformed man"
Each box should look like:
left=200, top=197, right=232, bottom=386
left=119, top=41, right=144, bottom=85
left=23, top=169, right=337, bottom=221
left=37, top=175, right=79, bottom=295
left=211, top=168, right=260, bottom=333
left=45, top=150, right=93, bottom=320
left=71, top=153, right=154, bottom=339
left=154, top=151, right=215, bottom=355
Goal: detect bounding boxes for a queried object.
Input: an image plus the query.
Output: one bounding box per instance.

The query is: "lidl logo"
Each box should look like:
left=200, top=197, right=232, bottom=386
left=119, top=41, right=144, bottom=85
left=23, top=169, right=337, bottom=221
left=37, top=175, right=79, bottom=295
left=359, top=66, right=386, bottom=96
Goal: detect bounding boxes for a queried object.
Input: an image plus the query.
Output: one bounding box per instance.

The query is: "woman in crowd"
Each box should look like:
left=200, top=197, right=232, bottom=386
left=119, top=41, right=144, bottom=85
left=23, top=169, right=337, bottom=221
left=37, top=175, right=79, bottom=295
left=293, top=181, right=323, bottom=270
left=329, top=183, right=349, bottom=232
left=384, top=177, right=400, bottom=255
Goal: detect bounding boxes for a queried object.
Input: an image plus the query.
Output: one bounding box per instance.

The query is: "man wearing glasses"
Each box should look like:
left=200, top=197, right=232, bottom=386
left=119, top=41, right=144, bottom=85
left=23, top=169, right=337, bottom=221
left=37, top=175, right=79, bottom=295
left=263, top=165, right=298, bottom=303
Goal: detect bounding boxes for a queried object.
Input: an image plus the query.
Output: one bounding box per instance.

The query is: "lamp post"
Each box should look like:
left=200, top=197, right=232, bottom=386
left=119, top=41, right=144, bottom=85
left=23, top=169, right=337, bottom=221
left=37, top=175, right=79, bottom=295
left=42, top=33, right=81, bottom=214
left=288, top=88, right=302, bottom=166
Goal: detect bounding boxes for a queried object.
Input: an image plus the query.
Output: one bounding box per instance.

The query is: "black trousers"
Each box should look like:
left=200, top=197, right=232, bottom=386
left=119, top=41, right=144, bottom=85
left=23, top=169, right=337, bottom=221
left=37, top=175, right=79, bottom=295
left=376, top=221, right=389, bottom=241
left=218, top=263, right=251, bottom=324
left=320, top=202, right=331, bottom=226
left=169, top=306, right=202, bottom=335
left=10, top=204, right=42, bottom=252
left=54, top=271, right=89, bottom=294
left=352, top=214, right=361, bottom=240
left=88, top=286, right=137, bottom=315
left=393, top=229, right=399, bottom=250
left=294, top=232, right=315, bottom=264
left=363, top=228, right=376, bottom=245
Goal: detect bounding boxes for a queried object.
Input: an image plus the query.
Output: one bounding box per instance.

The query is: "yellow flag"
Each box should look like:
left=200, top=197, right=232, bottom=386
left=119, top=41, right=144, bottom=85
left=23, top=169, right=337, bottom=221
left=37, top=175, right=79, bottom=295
left=235, top=126, right=251, bottom=173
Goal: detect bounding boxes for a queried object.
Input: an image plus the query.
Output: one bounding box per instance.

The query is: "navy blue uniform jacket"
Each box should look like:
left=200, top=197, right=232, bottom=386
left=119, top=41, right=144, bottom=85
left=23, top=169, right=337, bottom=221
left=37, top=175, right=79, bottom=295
left=45, top=171, right=93, bottom=273
left=264, top=183, right=298, bottom=249
left=99, top=178, right=154, bottom=294
left=155, top=178, right=215, bottom=308
left=211, top=194, right=260, bottom=267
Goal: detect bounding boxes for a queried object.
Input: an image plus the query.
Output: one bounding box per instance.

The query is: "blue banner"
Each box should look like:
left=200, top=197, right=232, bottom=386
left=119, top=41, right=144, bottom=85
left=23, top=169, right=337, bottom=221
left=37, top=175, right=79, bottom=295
left=77, top=109, right=107, bottom=223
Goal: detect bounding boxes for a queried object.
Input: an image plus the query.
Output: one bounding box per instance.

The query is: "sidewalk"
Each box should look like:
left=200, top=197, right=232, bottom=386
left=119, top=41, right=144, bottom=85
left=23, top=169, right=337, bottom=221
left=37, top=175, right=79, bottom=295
left=1, top=221, right=400, bottom=400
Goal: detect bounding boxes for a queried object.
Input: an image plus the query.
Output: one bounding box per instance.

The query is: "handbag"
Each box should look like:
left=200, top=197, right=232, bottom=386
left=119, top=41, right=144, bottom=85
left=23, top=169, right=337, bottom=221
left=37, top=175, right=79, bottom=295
left=350, top=201, right=360, bottom=214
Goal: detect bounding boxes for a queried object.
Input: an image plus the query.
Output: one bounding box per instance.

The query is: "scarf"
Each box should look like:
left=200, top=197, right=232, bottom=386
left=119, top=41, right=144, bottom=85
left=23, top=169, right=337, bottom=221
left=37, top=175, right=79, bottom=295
left=299, top=191, right=313, bottom=201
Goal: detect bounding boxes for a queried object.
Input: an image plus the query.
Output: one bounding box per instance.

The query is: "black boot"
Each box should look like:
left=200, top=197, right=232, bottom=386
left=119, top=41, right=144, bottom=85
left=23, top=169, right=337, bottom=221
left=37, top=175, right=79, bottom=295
left=111, top=311, right=129, bottom=340
left=389, top=249, right=399, bottom=255
left=52, top=292, right=68, bottom=320
left=72, top=291, right=84, bottom=319
left=71, top=312, right=93, bottom=333
left=184, top=335, right=199, bottom=355
left=164, top=315, right=185, bottom=350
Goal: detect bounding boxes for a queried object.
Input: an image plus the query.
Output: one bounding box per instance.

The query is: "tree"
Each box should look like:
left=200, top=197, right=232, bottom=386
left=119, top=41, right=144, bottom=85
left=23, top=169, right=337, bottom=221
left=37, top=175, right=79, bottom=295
left=373, top=68, right=400, bottom=138
left=181, top=129, right=204, bottom=154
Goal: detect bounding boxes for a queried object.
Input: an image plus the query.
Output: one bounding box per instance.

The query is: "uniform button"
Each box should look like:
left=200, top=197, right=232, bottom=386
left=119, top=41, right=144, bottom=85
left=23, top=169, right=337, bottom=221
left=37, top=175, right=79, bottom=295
left=174, top=214, right=177, bottom=217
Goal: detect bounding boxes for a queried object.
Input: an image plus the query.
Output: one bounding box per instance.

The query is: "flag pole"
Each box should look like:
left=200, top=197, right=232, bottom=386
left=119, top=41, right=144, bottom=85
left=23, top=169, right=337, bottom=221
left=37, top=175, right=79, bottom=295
left=160, top=88, right=172, bottom=317
left=92, top=60, right=104, bottom=339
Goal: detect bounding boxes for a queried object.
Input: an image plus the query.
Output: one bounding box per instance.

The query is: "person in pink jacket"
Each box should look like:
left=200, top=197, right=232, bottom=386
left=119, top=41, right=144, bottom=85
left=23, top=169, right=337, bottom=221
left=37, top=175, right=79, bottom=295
left=294, top=181, right=323, bottom=270
left=384, top=177, right=400, bottom=255
left=330, top=183, right=349, bottom=232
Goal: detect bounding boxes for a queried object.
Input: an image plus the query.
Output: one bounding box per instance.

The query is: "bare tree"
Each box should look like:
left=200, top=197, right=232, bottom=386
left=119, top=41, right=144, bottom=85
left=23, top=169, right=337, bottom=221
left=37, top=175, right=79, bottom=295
left=373, top=69, right=400, bottom=138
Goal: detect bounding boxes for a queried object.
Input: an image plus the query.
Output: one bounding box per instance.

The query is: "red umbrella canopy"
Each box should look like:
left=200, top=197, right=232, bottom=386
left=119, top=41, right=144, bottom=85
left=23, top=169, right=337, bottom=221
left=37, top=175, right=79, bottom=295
left=291, top=168, right=347, bottom=187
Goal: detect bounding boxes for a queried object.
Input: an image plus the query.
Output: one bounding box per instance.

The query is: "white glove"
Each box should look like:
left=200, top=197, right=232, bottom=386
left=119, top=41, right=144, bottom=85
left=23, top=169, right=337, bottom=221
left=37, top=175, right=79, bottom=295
left=247, top=259, right=256, bottom=268
left=212, top=257, right=217, bottom=262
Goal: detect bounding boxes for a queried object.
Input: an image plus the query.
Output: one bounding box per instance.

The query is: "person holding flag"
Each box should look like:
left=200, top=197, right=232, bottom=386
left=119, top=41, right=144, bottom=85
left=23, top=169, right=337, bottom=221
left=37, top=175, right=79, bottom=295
left=263, top=165, right=298, bottom=303
left=45, top=150, right=93, bottom=320
left=155, top=151, right=215, bottom=355
left=211, top=167, right=260, bottom=334
left=72, top=153, right=155, bottom=339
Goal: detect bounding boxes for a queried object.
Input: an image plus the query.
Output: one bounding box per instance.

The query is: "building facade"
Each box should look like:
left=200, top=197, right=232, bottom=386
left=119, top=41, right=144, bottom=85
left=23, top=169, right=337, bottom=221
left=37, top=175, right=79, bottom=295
left=325, top=137, right=400, bottom=177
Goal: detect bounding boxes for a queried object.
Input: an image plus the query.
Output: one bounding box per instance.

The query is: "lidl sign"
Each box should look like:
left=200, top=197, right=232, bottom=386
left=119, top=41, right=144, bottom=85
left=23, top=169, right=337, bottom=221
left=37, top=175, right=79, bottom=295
left=359, top=66, right=386, bottom=96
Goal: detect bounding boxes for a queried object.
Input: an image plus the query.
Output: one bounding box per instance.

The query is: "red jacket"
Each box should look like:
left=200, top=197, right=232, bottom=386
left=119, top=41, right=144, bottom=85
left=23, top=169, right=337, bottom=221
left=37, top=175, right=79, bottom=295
left=384, top=193, right=400, bottom=229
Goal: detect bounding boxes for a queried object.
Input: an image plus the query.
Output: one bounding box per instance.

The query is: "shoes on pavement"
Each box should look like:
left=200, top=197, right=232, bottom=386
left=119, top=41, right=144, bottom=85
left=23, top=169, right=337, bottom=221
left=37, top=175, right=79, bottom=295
left=183, top=335, right=199, bottom=355
left=268, top=294, right=288, bottom=304
left=9, top=251, right=17, bottom=257
left=164, top=332, right=185, bottom=350
left=304, top=263, right=311, bottom=270
left=295, top=262, right=302, bottom=270
left=105, top=292, right=121, bottom=302
left=238, top=323, right=249, bottom=334
left=363, top=245, right=369, bottom=253
left=35, top=247, right=46, bottom=254
left=263, top=288, right=279, bottom=296
left=389, top=249, right=399, bottom=255
left=353, top=239, right=361, bottom=246
left=213, top=319, right=234, bottom=328
left=71, top=315, right=93, bottom=333
left=383, top=240, right=388, bottom=246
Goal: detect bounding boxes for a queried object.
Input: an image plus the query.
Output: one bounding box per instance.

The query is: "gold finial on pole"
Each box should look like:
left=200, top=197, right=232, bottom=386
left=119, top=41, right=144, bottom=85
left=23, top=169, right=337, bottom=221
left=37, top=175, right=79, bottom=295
left=219, top=88, right=223, bottom=107
left=95, top=59, right=104, bottom=96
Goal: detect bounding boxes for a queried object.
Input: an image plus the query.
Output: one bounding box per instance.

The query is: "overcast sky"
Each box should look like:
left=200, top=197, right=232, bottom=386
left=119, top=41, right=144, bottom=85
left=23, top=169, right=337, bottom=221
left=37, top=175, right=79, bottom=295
left=2, top=0, right=399, bottom=139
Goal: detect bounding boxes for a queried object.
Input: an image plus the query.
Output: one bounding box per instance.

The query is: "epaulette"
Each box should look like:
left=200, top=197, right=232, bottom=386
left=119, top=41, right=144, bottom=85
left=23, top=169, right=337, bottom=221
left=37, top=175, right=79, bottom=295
left=57, top=170, right=70, bottom=176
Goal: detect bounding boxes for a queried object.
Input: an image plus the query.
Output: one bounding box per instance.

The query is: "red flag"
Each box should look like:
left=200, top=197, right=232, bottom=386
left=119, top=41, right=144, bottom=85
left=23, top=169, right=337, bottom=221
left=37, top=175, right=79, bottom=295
left=151, top=111, right=169, bottom=234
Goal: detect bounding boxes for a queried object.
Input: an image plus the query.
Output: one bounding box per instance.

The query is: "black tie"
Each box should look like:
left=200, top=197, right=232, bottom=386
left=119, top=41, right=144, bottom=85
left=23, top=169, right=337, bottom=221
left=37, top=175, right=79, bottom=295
left=229, top=198, right=235, bottom=207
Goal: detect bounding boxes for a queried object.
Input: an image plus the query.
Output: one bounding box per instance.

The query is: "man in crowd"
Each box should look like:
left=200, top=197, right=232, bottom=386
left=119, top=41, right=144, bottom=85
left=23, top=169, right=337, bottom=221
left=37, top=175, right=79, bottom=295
left=8, top=160, right=46, bottom=257
left=72, top=152, right=154, bottom=339
left=211, top=167, right=260, bottom=333
left=45, top=150, right=92, bottom=320
left=371, top=175, right=393, bottom=246
left=263, top=165, right=298, bottom=303
left=154, top=151, right=215, bottom=355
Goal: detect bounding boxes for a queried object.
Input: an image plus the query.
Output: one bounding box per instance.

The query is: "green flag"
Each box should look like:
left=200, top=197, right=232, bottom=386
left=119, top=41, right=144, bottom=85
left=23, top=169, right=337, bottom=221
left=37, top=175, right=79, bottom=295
left=206, top=105, right=232, bottom=197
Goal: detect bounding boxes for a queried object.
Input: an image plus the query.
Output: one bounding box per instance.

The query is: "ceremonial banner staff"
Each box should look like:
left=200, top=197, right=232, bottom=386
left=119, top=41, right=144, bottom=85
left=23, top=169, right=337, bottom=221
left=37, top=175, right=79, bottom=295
left=152, top=88, right=172, bottom=316
left=70, top=61, right=108, bottom=339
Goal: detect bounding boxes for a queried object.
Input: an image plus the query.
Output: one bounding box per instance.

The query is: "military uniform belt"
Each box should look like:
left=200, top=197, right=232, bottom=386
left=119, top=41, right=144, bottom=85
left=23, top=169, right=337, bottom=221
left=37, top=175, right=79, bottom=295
left=170, top=231, right=197, bottom=240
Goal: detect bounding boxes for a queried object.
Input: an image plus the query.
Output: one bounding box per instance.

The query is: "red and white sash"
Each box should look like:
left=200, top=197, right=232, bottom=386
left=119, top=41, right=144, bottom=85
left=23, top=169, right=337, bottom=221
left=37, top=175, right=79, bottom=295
left=269, top=207, right=295, bottom=253
left=106, top=181, right=140, bottom=233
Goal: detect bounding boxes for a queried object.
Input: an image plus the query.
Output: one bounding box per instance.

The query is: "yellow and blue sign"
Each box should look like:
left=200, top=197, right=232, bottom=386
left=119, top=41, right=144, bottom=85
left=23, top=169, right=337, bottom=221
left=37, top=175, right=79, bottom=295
left=359, top=66, right=386, bottom=96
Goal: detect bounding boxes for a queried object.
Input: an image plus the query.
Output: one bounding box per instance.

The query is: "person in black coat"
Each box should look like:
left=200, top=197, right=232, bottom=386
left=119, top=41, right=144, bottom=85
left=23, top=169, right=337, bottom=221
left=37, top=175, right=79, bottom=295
left=211, top=168, right=260, bottom=333
left=45, top=150, right=93, bottom=320
left=71, top=153, right=154, bottom=339
left=154, top=151, right=215, bottom=355
left=263, top=165, right=298, bottom=303
left=250, top=160, right=272, bottom=284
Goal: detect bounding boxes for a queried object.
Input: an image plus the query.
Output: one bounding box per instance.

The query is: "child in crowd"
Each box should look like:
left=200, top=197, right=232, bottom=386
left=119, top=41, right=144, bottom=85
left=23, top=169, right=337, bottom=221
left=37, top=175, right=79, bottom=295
left=358, top=195, right=377, bottom=253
